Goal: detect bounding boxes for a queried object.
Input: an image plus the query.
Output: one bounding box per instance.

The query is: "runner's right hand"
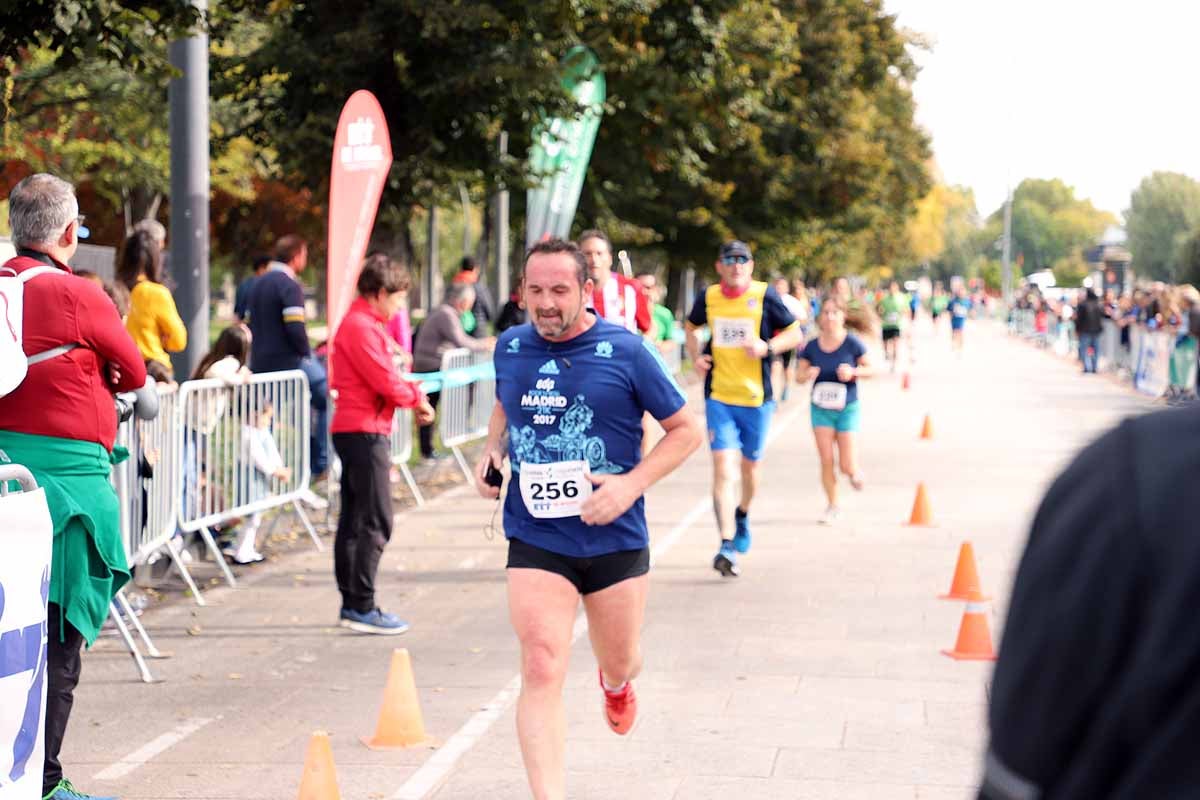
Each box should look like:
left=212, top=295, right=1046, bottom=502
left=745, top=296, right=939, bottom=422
left=693, top=355, right=713, bottom=376
left=474, top=448, right=504, bottom=500
left=803, top=366, right=820, bottom=383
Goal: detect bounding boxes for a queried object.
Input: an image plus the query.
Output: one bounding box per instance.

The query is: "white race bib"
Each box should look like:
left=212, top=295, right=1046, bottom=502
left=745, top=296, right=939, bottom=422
left=812, top=381, right=847, bottom=411
left=519, top=460, right=593, bottom=519
left=712, top=317, right=756, bottom=348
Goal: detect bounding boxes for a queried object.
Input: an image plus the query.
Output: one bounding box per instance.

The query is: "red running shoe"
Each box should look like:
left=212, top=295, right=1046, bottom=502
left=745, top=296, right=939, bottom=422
left=600, top=669, right=638, bottom=735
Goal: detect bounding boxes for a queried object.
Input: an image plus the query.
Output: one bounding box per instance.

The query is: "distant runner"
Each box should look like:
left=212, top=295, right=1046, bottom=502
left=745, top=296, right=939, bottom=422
left=949, top=286, right=973, bottom=351
left=878, top=281, right=909, bottom=371
left=795, top=297, right=873, bottom=525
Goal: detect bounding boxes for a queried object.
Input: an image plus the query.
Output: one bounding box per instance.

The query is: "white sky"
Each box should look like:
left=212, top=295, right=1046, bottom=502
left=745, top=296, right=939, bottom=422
left=884, top=0, right=1200, bottom=220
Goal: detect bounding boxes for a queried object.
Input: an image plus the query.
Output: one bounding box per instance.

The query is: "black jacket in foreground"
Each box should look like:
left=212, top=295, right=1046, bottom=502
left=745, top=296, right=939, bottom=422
left=981, top=405, right=1200, bottom=799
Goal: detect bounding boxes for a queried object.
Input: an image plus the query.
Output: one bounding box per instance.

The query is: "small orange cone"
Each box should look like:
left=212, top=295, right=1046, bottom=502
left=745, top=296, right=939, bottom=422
left=361, top=649, right=431, bottom=749
left=941, top=591, right=997, bottom=661
left=919, top=414, right=934, bottom=440
left=297, top=731, right=341, bottom=800
left=905, top=482, right=935, bottom=526
left=939, top=542, right=990, bottom=601
left=902, top=371, right=912, bottom=390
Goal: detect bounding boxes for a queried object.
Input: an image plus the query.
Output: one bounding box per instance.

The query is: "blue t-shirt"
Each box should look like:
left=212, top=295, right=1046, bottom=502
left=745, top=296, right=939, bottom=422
left=949, top=297, right=972, bottom=327
left=494, top=317, right=688, bottom=557
left=799, top=334, right=868, bottom=406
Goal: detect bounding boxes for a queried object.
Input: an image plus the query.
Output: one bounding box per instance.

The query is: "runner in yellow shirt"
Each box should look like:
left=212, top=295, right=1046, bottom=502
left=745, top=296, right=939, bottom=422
left=685, top=240, right=804, bottom=577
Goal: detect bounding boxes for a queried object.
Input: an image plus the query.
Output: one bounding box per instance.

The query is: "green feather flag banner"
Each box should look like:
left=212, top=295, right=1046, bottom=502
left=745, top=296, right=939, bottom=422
left=525, top=46, right=605, bottom=250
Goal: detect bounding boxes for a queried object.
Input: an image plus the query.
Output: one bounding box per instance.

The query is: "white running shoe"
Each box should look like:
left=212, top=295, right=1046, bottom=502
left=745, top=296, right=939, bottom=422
left=818, top=506, right=840, bottom=525
left=299, top=488, right=330, bottom=510
left=849, top=473, right=865, bottom=491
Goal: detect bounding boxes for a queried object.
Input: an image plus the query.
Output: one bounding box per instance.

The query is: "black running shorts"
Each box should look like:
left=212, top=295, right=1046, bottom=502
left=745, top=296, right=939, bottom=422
left=506, top=537, right=650, bottom=595
left=882, top=327, right=901, bottom=341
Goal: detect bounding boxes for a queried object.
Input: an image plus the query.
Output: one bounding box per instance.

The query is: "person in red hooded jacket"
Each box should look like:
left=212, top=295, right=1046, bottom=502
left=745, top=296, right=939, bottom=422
left=329, top=253, right=434, bottom=635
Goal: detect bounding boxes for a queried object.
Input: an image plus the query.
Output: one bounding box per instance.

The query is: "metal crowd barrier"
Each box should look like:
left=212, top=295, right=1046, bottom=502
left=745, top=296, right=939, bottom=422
left=436, top=348, right=496, bottom=481
left=389, top=407, right=424, bottom=505
left=1015, top=314, right=1198, bottom=402
left=109, top=392, right=178, bottom=682
left=1097, top=319, right=1124, bottom=373
left=175, top=370, right=320, bottom=585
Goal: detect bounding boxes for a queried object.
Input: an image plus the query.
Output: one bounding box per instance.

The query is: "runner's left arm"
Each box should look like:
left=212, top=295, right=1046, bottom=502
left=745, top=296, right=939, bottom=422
left=849, top=336, right=874, bottom=379
left=746, top=286, right=803, bottom=357
left=581, top=341, right=702, bottom=525
left=582, top=405, right=701, bottom=526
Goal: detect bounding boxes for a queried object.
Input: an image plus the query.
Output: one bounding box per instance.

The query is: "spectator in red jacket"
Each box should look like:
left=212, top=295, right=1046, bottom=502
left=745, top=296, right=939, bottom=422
left=0, top=173, right=146, bottom=800
left=329, top=254, right=434, bottom=635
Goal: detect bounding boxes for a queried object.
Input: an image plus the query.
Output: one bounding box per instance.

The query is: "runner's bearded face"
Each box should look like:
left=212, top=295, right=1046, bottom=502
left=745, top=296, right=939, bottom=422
left=524, top=253, right=592, bottom=340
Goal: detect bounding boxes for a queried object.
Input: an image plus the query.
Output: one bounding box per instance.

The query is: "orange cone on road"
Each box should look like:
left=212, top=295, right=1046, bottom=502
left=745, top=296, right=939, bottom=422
left=939, top=542, right=990, bottom=601
left=297, top=731, right=341, bottom=800
left=941, top=591, right=997, bottom=661
left=919, top=414, right=934, bottom=440
left=362, top=649, right=431, bottom=750
left=902, top=371, right=912, bottom=390
left=905, top=482, right=935, bottom=526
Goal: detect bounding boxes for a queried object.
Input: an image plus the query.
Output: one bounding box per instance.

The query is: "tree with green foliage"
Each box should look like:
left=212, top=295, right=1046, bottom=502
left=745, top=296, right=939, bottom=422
left=986, top=178, right=1114, bottom=280
left=1124, top=171, right=1200, bottom=283
left=903, top=181, right=979, bottom=282
left=580, top=0, right=930, bottom=283
left=219, top=0, right=929, bottom=288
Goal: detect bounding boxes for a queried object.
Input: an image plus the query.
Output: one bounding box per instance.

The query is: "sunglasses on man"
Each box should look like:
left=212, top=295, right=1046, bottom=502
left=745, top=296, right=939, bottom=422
left=720, top=255, right=750, bottom=265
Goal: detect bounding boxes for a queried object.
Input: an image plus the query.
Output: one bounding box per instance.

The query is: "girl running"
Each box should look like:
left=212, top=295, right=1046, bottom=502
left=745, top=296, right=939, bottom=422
left=796, top=298, right=873, bottom=525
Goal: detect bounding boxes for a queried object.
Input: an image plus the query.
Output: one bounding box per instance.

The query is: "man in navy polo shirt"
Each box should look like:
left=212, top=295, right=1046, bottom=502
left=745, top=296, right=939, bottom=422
left=245, top=235, right=329, bottom=480
left=475, top=238, right=702, bottom=800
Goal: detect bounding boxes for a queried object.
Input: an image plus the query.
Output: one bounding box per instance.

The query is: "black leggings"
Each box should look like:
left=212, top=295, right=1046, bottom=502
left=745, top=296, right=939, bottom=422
left=44, top=604, right=85, bottom=795
left=417, top=390, right=442, bottom=458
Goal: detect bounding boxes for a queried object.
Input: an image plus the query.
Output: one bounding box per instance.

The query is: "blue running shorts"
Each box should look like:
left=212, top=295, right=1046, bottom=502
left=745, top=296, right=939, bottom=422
left=705, top=398, right=775, bottom=461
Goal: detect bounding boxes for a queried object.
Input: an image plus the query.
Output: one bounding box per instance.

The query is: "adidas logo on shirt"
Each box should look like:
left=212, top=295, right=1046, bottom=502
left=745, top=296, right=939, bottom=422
left=538, top=359, right=560, bottom=375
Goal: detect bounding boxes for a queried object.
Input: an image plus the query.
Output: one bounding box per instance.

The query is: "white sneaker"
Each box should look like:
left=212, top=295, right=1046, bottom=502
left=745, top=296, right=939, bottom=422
left=849, top=473, right=865, bottom=491
left=817, top=506, right=840, bottom=526
left=167, top=536, right=194, bottom=564
left=299, top=488, right=330, bottom=510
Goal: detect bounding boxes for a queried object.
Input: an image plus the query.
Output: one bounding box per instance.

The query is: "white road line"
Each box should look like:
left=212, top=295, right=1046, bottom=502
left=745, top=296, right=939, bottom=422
left=391, top=404, right=803, bottom=800
left=93, top=716, right=215, bottom=781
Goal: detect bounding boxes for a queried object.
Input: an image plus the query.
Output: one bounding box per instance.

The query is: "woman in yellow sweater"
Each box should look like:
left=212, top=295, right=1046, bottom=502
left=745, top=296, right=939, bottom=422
left=118, top=229, right=187, bottom=378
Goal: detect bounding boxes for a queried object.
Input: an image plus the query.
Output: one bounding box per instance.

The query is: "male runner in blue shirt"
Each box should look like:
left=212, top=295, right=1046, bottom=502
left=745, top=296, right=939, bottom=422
left=475, top=239, right=702, bottom=800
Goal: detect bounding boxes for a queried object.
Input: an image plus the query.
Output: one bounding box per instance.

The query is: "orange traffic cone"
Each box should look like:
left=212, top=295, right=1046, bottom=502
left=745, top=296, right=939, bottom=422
left=939, top=542, right=990, bottom=601
left=361, top=649, right=431, bottom=749
left=297, top=731, right=341, bottom=800
left=941, top=591, right=997, bottom=661
left=905, top=482, right=935, bottom=526
left=901, top=371, right=911, bottom=390
left=919, top=414, right=934, bottom=440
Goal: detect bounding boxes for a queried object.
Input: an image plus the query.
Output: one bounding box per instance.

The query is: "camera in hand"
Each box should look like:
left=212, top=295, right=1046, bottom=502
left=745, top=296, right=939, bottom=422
left=484, top=462, right=504, bottom=489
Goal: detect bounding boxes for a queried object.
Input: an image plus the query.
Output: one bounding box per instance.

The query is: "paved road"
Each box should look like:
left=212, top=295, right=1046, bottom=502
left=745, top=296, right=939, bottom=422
left=67, top=319, right=1149, bottom=799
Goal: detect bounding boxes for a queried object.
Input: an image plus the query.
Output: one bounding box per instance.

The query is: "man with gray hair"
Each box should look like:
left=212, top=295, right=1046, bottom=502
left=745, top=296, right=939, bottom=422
left=0, top=174, right=146, bottom=800
left=412, top=283, right=495, bottom=460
